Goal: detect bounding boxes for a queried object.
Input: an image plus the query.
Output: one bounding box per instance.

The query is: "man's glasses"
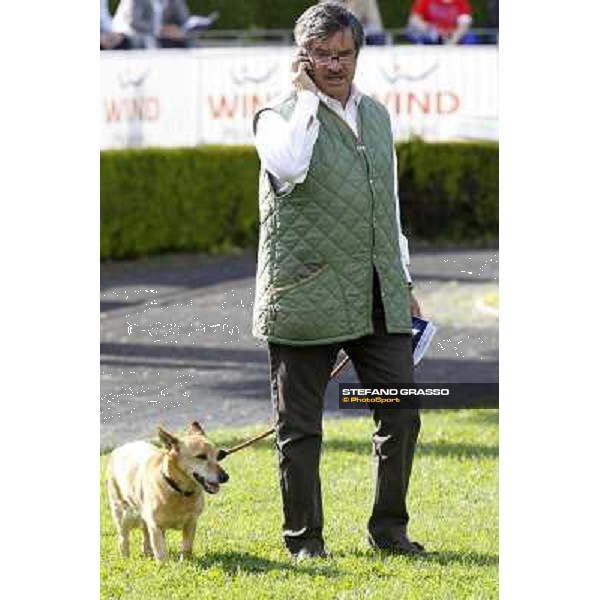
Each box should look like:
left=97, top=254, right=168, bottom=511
left=308, top=50, right=356, bottom=67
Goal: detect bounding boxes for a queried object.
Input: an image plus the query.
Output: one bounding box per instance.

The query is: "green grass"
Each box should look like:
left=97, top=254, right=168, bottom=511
left=101, top=411, right=498, bottom=599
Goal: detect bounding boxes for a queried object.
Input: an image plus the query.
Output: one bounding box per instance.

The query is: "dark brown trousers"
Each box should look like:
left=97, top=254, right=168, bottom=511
left=268, top=274, right=420, bottom=553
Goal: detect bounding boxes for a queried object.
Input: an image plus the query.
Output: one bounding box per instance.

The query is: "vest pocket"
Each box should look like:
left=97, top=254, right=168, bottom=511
left=270, top=264, right=350, bottom=342
left=272, top=263, right=328, bottom=298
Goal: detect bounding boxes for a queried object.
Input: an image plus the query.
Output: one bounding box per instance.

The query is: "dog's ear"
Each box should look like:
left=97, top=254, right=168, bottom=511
left=157, top=427, right=180, bottom=451
left=189, top=421, right=205, bottom=435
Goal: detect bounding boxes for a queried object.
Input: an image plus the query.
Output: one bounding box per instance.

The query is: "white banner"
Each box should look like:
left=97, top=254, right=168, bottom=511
left=100, top=50, right=199, bottom=149
left=355, top=46, right=498, bottom=141
left=196, top=48, right=292, bottom=145
left=100, top=46, right=498, bottom=149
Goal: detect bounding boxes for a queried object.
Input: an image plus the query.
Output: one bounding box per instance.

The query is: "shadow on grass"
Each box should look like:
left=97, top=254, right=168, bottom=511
left=188, top=550, right=339, bottom=576
left=213, top=410, right=499, bottom=460
left=420, top=409, right=499, bottom=427
left=320, top=439, right=497, bottom=459
left=423, top=550, right=498, bottom=567
left=213, top=437, right=497, bottom=460
left=417, top=441, right=498, bottom=458
left=464, top=410, right=499, bottom=426
left=345, top=548, right=498, bottom=567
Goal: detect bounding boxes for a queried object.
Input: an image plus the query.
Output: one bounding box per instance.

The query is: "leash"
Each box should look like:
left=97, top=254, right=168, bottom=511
left=216, top=353, right=351, bottom=461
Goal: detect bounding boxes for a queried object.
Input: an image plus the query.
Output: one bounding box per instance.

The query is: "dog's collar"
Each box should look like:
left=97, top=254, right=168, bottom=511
left=161, top=471, right=195, bottom=497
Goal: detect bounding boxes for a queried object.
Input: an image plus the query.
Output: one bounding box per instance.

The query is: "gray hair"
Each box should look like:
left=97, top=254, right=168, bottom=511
left=294, top=2, right=364, bottom=54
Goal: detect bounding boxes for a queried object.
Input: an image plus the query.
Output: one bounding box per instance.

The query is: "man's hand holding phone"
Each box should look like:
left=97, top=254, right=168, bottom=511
left=291, top=49, right=318, bottom=95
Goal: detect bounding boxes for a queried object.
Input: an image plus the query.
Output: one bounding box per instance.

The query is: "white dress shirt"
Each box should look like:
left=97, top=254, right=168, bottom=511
left=254, top=86, right=412, bottom=283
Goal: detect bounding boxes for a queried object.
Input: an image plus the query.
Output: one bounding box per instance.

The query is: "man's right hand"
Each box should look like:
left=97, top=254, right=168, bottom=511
left=291, top=50, right=318, bottom=95
left=101, top=31, right=125, bottom=49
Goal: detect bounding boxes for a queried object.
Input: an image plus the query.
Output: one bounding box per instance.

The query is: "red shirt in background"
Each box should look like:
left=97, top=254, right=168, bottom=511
left=411, top=0, right=472, bottom=36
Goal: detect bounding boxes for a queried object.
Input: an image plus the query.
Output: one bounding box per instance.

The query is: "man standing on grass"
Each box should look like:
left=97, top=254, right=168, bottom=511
left=252, top=2, right=424, bottom=560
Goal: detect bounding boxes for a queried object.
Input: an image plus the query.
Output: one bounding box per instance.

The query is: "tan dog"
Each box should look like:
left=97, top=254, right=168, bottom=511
left=105, top=421, right=229, bottom=562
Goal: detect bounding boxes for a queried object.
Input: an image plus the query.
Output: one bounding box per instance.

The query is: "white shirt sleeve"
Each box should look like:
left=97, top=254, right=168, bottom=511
left=393, top=147, right=413, bottom=284
left=254, top=90, right=320, bottom=186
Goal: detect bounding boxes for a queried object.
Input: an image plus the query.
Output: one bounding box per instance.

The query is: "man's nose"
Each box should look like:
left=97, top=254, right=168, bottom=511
left=328, top=59, right=343, bottom=72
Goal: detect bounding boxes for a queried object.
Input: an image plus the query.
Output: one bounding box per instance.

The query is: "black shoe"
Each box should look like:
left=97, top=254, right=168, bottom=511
left=368, top=534, right=426, bottom=556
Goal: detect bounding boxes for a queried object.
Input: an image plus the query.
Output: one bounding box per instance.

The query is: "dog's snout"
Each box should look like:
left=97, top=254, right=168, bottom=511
left=218, top=469, right=229, bottom=484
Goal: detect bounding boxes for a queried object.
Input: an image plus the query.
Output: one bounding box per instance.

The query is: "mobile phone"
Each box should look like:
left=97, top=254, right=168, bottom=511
left=299, top=49, right=315, bottom=81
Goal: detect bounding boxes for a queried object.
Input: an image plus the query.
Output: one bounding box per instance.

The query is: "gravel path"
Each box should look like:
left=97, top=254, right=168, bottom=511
left=100, top=249, right=498, bottom=450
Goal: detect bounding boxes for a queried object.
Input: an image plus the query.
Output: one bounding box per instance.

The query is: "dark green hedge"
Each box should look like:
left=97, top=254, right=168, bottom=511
left=107, top=1, right=496, bottom=31
left=100, top=142, right=498, bottom=261
left=397, top=140, right=498, bottom=243
left=101, top=147, right=259, bottom=259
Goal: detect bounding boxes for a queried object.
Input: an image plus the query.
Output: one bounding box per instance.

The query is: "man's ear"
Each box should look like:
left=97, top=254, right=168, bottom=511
left=189, top=421, right=205, bottom=436
left=158, top=427, right=180, bottom=451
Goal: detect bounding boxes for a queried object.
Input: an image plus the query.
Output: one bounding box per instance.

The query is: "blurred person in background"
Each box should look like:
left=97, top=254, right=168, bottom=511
left=321, top=0, right=388, bottom=45
left=112, top=0, right=219, bottom=49
left=253, top=2, right=424, bottom=560
left=406, top=0, right=477, bottom=45
left=486, top=0, right=498, bottom=43
left=100, top=0, right=128, bottom=49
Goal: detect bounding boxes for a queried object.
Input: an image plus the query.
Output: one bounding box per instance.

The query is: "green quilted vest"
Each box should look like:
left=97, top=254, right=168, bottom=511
left=252, top=91, right=412, bottom=346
